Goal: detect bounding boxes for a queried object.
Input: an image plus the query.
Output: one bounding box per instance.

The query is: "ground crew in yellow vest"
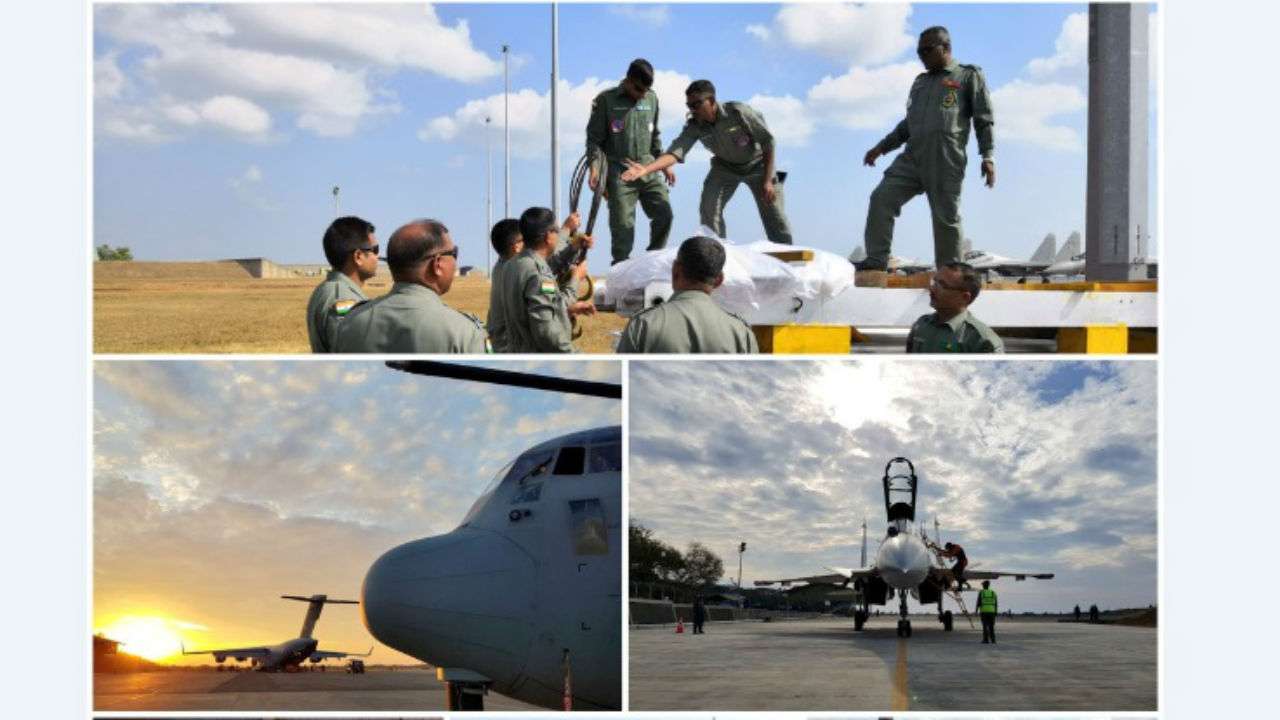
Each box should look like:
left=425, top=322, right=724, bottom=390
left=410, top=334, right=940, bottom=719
left=488, top=212, right=592, bottom=352
left=306, top=216, right=377, bottom=352
left=978, top=580, right=998, bottom=644
left=617, top=236, right=759, bottom=354
left=857, top=25, right=995, bottom=288
left=586, top=58, right=674, bottom=265
left=500, top=207, right=597, bottom=353
left=906, top=262, right=1004, bottom=353
left=334, top=219, right=488, bottom=353
left=621, top=79, right=793, bottom=245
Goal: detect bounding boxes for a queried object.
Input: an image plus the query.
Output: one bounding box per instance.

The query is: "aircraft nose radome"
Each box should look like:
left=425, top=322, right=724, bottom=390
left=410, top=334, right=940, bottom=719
left=876, top=536, right=931, bottom=588
left=361, top=528, right=537, bottom=688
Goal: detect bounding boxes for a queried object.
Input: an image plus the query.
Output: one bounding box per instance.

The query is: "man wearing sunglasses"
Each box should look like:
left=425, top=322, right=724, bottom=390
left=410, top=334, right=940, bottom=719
left=858, top=26, right=995, bottom=288
left=499, top=207, right=597, bottom=353
left=621, top=79, right=792, bottom=245
left=334, top=219, right=487, bottom=353
left=906, top=262, right=1003, bottom=353
left=307, top=216, right=378, bottom=353
left=585, top=58, right=675, bottom=264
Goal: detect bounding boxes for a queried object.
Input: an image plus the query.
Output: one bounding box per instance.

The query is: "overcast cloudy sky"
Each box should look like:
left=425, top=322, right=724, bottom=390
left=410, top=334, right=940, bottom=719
left=629, top=360, right=1157, bottom=612
left=94, top=3, right=1157, bottom=272
left=93, top=360, right=619, bottom=664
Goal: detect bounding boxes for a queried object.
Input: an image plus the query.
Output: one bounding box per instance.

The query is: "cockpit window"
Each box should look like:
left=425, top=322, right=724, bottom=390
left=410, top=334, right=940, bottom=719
left=569, top=498, right=609, bottom=555
left=587, top=443, right=622, bottom=473
left=553, top=447, right=586, bottom=475
left=460, top=459, right=514, bottom=526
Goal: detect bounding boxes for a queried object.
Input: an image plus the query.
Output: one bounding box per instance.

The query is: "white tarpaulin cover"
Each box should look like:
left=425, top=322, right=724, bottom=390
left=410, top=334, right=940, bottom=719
left=603, top=229, right=856, bottom=317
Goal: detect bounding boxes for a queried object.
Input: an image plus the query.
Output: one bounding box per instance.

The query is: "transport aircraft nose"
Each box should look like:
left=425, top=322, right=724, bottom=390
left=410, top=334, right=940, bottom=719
left=362, top=527, right=538, bottom=689
left=876, top=534, right=931, bottom=588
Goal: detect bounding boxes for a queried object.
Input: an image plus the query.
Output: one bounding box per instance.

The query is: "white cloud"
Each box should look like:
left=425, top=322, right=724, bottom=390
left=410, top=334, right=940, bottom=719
left=773, top=3, right=915, bottom=66
left=94, top=52, right=126, bottom=99
left=744, top=94, right=814, bottom=147
left=228, top=164, right=277, bottom=212
left=991, top=80, right=1087, bottom=152
left=608, top=5, right=671, bottom=29
left=806, top=61, right=921, bottom=131
left=1027, top=12, right=1088, bottom=78
left=94, top=3, right=499, bottom=143
left=419, top=69, right=693, bottom=159
left=745, top=24, right=771, bottom=42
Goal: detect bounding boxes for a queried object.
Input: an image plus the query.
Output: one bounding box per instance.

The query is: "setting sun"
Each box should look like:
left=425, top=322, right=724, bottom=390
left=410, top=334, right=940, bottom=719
left=96, top=616, right=191, bottom=662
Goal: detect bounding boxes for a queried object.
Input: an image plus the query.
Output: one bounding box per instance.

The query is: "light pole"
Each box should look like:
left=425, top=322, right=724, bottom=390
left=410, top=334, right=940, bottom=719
left=331, top=186, right=340, bottom=218
left=736, top=541, right=747, bottom=591
left=485, top=116, right=493, bottom=273
left=550, top=3, right=560, bottom=217
left=503, top=44, right=511, bottom=218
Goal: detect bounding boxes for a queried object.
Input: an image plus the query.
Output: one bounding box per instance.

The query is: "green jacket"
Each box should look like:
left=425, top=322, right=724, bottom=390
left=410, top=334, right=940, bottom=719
left=666, top=101, right=773, bottom=175
left=306, top=270, right=367, bottom=353
left=906, top=309, right=1004, bottom=354
left=617, top=290, right=758, bottom=354
left=586, top=83, right=663, bottom=170
left=877, top=60, right=995, bottom=166
left=334, top=282, right=488, bottom=354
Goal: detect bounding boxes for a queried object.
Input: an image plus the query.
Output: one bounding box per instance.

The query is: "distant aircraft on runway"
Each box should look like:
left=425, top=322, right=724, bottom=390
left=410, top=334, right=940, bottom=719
left=962, top=232, right=1079, bottom=278
left=361, top=362, right=622, bottom=712
left=756, top=457, right=1053, bottom=638
left=181, top=594, right=371, bottom=670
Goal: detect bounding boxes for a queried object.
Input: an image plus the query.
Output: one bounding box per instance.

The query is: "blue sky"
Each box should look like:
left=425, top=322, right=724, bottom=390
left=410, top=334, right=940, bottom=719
left=94, top=3, right=1158, bottom=272
left=93, top=359, right=620, bottom=663
left=629, top=360, right=1157, bottom=613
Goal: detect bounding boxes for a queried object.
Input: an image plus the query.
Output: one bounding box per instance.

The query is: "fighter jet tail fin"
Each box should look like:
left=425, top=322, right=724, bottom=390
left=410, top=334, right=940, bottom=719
left=1054, top=231, right=1082, bottom=263
left=1029, top=233, right=1057, bottom=264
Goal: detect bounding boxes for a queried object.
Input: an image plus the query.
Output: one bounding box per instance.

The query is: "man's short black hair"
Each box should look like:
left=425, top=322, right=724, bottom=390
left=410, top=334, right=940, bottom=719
left=490, top=218, right=521, bottom=257
left=676, top=236, right=726, bottom=286
left=518, top=207, right=557, bottom=250
left=920, top=25, right=951, bottom=48
left=627, top=58, right=654, bottom=88
left=982, top=580, right=990, bottom=588
left=322, top=216, right=375, bottom=269
left=686, top=79, right=716, bottom=102
left=943, top=261, right=982, bottom=301
left=386, top=219, right=448, bottom=280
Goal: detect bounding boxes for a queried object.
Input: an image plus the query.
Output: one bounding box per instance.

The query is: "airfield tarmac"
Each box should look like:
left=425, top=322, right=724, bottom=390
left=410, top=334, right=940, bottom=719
left=93, top=667, right=540, bottom=711
left=629, top=616, right=1156, bottom=711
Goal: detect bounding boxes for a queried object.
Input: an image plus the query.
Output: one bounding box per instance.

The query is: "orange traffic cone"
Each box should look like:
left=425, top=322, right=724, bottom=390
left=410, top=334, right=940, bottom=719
left=675, top=619, right=685, bottom=634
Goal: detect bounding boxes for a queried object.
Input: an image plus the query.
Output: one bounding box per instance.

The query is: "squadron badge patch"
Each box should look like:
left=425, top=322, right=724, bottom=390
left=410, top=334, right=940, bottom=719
left=610, top=118, right=625, bottom=133
left=942, top=90, right=957, bottom=108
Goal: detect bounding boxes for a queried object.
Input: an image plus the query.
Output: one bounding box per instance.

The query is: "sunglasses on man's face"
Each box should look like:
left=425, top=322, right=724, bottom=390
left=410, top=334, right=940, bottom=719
left=357, top=244, right=379, bottom=256
left=917, top=44, right=943, bottom=56
left=427, top=246, right=459, bottom=262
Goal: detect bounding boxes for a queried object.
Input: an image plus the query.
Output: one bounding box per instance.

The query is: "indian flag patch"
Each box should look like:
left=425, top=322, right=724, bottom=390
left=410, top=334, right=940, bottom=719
left=540, top=279, right=557, bottom=295
left=334, top=299, right=357, bottom=315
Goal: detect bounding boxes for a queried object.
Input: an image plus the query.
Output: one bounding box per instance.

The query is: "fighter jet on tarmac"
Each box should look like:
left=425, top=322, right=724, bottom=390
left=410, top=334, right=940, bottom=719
left=180, top=594, right=371, bottom=670
left=962, top=232, right=1079, bottom=278
left=755, top=457, right=1053, bottom=638
left=361, top=362, right=622, bottom=712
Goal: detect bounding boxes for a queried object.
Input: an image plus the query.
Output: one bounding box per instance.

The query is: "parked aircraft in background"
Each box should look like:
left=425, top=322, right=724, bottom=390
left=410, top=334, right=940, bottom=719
left=181, top=594, right=370, bottom=670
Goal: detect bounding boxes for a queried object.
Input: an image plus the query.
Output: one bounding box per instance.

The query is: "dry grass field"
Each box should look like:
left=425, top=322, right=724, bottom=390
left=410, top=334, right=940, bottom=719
left=94, top=262, right=626, bottom=354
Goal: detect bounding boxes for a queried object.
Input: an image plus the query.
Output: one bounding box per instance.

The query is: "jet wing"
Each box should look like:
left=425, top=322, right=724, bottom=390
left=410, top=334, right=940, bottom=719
left=182, top=643, right=271, bottom=658
left=930, top=567, right=1054, bottom=583
left=309, top=646, right=374, bottom=660
left=754, top=566, right=876, bottom=587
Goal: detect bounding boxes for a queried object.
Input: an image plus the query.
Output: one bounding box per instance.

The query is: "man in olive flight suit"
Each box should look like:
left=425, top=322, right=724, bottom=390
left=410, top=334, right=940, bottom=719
left=306, top=215, right=377, bottom=352
left=858, top=26, right=995, bottom=287
left=500, top=207, right=597, bottom=353
left=906, top=262, right=1003, bottom=353
left=334, top=219, right=488, bottom=354
left=622, top=79, right=792, bottom=244
left=488, top=212, right=593, bottom=353
left=586, top=58, right=674, bottom=265
left=617, top=236, right=758, bottom=354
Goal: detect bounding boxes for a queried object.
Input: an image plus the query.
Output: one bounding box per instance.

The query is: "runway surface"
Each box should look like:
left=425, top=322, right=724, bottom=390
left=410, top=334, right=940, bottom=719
left=629, top=616, right=1156, bottom=711
left=93, top=667, right=540, bottom=711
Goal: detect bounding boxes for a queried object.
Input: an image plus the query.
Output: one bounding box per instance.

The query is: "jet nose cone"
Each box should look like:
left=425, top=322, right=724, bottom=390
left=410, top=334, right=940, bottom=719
left=877, top=535, right=931, bottom=588
left=362, top=527, right=537, bottom=687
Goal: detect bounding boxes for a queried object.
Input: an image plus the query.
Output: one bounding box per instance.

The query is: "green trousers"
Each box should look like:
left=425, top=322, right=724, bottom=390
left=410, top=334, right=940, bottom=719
left=606, top=170, right=673, bottom=264
left=863, top=152, right=964, bottom=269
left=700, top=162, right=793, bottom=244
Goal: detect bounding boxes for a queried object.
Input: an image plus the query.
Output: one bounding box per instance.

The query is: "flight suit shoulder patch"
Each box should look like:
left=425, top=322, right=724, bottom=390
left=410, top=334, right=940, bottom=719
left=333, top=298, right=358, bottom=316
left=539, top=278, right=558, bottom=295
